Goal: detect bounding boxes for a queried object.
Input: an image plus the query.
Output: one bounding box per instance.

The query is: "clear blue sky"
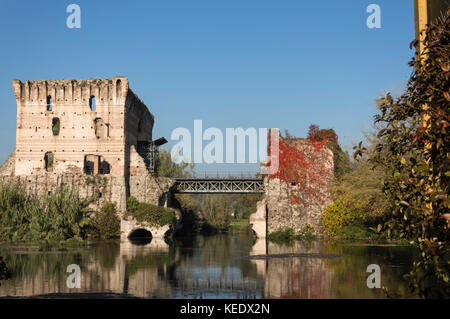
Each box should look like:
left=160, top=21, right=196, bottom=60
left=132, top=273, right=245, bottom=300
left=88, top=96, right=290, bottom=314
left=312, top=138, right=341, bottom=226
left=0, top=0, right=415, bottom=172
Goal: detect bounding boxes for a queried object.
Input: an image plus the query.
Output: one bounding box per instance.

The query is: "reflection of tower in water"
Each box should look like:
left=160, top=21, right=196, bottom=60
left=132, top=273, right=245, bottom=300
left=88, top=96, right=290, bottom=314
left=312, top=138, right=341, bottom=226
left=249, top=240, right=335, bottom=299
left=0, top=238, right=174, bottom=298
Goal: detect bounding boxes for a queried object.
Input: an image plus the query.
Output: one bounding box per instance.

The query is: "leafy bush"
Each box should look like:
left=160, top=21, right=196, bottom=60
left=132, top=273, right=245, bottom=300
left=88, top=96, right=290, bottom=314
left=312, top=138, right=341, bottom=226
left=126, top=196, right=140, bottom=212
left=322, top=199, right=358, bottom=237
left=90, top=202, right=120, bottom=239
left=268, top=228, right=297, bottom=243
left=125, top=196, right=175, bottom=228
left=0, top=180, right=91, bottom=242
left=297, top=224, right=317, bottom=241
left=268, top=226, right=316, bottom=243
left=354, top=11, right=450, bottom=296
left=39, top=186, right=91, bottom=241
left=339, top=225, right=372, bottom=241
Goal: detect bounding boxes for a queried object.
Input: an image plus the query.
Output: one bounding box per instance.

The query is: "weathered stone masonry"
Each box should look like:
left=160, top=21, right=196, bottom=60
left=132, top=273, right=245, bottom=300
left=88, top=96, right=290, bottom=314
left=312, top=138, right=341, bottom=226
left=250, top=130, right=334, bottom=237
left=12, top=77, right=136, bottom=177
left=2, top=77, right=174, bottom=238
left=2, top=77, right=334, bottom=239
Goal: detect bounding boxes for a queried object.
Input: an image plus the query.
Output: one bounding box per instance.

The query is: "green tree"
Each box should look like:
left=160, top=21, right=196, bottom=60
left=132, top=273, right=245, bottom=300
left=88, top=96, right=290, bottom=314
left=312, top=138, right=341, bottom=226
left=90, top=202, right=121, bottom=239
left=200, top=195, right=232, bottom=232
left=157, top=149, right=194, bottom=178
left=307, top=124, right=351, bottom=179
left=322, top=131, right=391, bottom=240
left=231, top=193, right=262, bottom=219
left=333, top=132, right=390, bottom=222
left=356, top=12, right=449, bottom=297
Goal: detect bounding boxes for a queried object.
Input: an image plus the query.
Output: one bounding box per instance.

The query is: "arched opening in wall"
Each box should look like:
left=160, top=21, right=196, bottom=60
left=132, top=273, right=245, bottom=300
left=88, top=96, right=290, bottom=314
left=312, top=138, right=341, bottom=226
left=52, top=117, right=60, bottom=136
left=46, top=95, right=52, bottom=111
left=44, top=152, right=54, bottom=171
left=89, top=95, right=96, bottom=111
left=128, top=229, right=152, bottom=245
left=94, top=118, right=104, bottom=139
left=99, top=156, right=111, bottom=174
left=116, top=80, right=122, bottom=101
left=84, top=154, right=96, bottom=175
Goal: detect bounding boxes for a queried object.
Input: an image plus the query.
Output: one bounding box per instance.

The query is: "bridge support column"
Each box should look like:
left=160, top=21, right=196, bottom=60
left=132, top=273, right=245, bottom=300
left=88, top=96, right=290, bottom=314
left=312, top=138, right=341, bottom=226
left=249, top=198, right=267, bottom=238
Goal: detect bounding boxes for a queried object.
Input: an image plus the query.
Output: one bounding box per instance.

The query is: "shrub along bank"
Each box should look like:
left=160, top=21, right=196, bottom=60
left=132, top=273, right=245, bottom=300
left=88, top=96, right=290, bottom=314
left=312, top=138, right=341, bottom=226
left=125, top=196, right=175, bottom=228
left=0, top=179, right=121, bottom=243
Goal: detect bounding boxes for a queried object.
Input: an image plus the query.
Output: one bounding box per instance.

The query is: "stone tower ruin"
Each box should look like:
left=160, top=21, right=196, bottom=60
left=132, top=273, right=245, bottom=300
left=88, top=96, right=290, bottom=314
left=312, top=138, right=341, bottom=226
left=1, top=77, right=173, bottom=218
left=11, top=77, right=154, bottom=177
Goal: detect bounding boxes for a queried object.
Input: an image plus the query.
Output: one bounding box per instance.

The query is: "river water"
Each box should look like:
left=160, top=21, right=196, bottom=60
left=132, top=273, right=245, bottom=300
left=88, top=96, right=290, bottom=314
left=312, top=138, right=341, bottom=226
left=0, top=234, right=419, bottom=298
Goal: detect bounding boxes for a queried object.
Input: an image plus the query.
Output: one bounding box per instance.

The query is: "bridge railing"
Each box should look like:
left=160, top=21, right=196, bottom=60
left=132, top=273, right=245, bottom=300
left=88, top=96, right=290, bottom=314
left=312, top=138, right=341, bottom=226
left=175, top=171, right=263, bottom=179
left=174, top=178, right=265, bottom=193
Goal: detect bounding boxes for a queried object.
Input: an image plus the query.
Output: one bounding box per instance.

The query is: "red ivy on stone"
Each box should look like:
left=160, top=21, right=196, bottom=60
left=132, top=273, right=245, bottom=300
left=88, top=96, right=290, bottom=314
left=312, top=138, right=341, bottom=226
left=268, top=135, right=332, bottom=206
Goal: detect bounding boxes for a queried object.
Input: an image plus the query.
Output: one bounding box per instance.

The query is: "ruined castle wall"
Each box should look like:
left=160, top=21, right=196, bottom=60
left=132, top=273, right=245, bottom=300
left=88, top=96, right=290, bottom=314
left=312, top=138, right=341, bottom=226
left=0, top=146, right=173, bottom=216
left=265, top=134, right=334, bottom=234
left=127, top=145, right=174, bottom=206
left=0, top=149, right=15, bottom=176
left=124, top=89, right=154, bottom=147
left=129, top=175, right=174, bottom=206
left=0, top=147, right=175, bottom=214
left=5, top=76, right=174, bottom=225
left=124, top=89, right=154, bottom=177
left=12, top=77, right=128, bottom=177
left=0, top=166, right=127, bottom=213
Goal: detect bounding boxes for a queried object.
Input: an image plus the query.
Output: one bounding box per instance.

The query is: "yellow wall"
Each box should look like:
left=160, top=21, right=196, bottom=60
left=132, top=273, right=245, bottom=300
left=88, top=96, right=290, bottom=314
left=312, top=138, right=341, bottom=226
left=414, top=0, right=449, bottom=54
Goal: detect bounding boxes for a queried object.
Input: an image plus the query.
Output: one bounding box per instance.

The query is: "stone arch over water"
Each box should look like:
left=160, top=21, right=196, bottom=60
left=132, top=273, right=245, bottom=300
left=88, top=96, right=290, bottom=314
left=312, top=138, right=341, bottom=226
left=128, top=228, right=152, bottom=238
left=121, top=219, right=170, bottom=241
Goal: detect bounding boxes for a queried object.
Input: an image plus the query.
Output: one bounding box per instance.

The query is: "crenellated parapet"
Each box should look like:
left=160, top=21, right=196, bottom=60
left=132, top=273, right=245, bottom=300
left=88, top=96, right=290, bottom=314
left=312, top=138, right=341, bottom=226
left=12, top=77, right=129, bottom=107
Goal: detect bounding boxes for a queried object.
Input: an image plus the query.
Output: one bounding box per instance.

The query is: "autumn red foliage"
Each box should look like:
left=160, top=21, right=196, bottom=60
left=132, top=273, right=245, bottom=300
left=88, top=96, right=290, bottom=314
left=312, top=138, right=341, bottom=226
left=268, top=133, right=333, bottom=206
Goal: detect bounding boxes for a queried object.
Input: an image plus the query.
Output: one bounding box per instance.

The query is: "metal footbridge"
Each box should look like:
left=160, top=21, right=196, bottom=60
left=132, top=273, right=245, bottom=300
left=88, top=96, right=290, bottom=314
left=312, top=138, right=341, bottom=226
left=173, top=172, right=265, bottom=194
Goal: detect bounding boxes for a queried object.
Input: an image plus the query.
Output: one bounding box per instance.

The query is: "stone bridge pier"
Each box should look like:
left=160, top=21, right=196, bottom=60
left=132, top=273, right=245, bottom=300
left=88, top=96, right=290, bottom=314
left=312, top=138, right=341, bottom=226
left=249, top=199, right=268, bottom=238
